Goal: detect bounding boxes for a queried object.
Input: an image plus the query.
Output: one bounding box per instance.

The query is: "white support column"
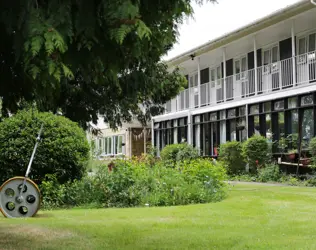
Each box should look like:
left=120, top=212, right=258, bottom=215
left=151, top=119, right=154, bottom=147
left=254, top=37, right=258, bottom=95
left=187, top=111, right=193, bottom=145
left=129, top=128, right=133, bottom=157
left=222, top=48, right=226, bottom=102
left=291, top=19, right=297, bottom=86
left=197, top=57, right=201, bottom=107
left=245, top=104, right=249, bottom=140
left=143, top=127, right=147, bottom=154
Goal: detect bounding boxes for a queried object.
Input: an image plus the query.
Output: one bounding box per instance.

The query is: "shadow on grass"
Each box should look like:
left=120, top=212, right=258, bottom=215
left=34, top=212, right=54, bottom=218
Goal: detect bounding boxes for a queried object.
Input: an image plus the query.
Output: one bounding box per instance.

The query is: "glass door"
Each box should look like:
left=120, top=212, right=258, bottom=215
left=235, top=56, right=248, bottom=98
left=262, top=45, right=280, bottom=92
left=308, top=33, right=316, bottom=82
left=215, top=65, right=223, bottom=103
left=297, top=36, right=308, bottom=84
left=210, top=68, right=216, bottom=105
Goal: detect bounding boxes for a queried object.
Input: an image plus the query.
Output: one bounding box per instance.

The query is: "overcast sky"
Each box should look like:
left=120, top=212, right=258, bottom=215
left=164, top=0, right=301, bottom=60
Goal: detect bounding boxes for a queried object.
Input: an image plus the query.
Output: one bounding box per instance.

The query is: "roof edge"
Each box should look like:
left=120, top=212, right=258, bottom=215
left=166, top=0, right=313, bottom=66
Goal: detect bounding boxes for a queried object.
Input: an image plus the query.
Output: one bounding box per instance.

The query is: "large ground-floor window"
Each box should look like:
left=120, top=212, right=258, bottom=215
left=95, top=135, right=125, bottom=156
left=154, top=117, right=187, bottom=150
left=155, top=92, right=316, bottom=155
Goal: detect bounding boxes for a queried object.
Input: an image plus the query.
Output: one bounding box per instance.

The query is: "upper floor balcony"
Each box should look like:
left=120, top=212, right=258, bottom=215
left=165, top=51, right=316, bottom=113
left=163, top=1, right=316, bottom=115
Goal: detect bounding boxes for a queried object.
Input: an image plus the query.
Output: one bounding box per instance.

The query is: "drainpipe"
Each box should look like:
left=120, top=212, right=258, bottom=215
left=311, top=0, right=316, bottom=5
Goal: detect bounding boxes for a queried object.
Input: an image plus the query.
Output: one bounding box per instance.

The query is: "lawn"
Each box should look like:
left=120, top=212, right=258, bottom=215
left=1, top=183, right=316, bottom=250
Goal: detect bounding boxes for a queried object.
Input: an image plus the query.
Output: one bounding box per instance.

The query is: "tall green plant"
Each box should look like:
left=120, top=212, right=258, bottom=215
left=242, top=135, right=270, bottom=173
left=160, top=143, right=199, bottom=166
left=309, top=137, right=316, bottom=169
left=219, top=141, right=246, bottom=175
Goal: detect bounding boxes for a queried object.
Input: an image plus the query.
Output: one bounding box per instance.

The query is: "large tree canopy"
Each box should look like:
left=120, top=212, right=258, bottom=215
left=0, top=0, right=214, bottom=129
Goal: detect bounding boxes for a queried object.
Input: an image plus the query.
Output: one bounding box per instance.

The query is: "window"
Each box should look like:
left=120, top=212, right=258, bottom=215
left=189, top=74, right=198, bottom=88
left=229, top=120, right=236, bottom=141
left=250, top=104, right=259, bottom=115
left=272, top=46, right=278, bottom=63
left=254, top=115, right=260, bottom=135
left=299, top=37, right=306, bottom=55
left=179, top=118, right=185, bottom=126
left=309, top=33, right=316, bottom=52
left=237, top=117, right=247, bottom=142
left=274, top=100, right=284, bottom=111
left=104, top=137, right=112, bottom=155
left=116, top=136, right=123, bottom=154
left=288, top=97, right=298, bottom=109
left=217, top=66, right=222, bottom=79
left=239, top=106, right=246, bottom=116
left=99, top=139, right=102, bottom=152
left=210, top=69, right=216, bottom=81
left=227, top=109, right=236, bottom=118
left=201, top=68, right=209, bottom=84
left=298, top=37, right=307, bottom=64
left=301, top=95, right=314, bottom=106
left=302, top=109, right=314, bottom=146
left=266, top=114, right=272, bottom=141
left=241, top=57, right=247, bottom=78
left=264, top=50, right=270, bottom=66
left=235, top=60, right=241, bottom=80
left=220, top=111, right=225, bottom=120
left=278, top=112, right=285, bottom=139
left=263, top=102, right=271, bottom=112
left=210, top=113, right=217, bottom=121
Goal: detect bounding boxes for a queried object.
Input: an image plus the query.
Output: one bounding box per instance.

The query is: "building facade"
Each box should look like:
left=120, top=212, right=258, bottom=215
left=89, top=117, right=151, bottom=159
left=152, top=0, right=316, bottom=156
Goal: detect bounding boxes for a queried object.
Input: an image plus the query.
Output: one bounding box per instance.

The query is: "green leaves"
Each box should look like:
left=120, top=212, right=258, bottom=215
left=61, top=63, right=74, bottom=80
left=28, top=64, right=41, bottom=79
left=110, top=24, right=133, bottom=44
left=0, top=109, right=90, bottom=184
left=0, top=0, right=216, bottom=129
left=136, top=20, right=152, bottom=40
left=30, top=35, right=44, bottom=56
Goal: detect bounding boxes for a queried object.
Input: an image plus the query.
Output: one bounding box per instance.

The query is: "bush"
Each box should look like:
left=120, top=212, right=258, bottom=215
left=309, top=137, right=316, bottom=168
left=0, top=109, right=90, bottom=184
left=242, top=135, right=270, bottom=173
left=257, top=164, right=280, bottom=183
left=160, top=143, right=199, bottom=165
left=40, top=158, right=228, bottom=209
left=219, top=141, right=246, bottom=175
left=304, top=176, right=316, bottom=187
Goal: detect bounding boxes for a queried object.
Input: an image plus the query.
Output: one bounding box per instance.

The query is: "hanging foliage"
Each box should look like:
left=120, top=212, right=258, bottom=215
left=0, top=0, right=216, bottom=129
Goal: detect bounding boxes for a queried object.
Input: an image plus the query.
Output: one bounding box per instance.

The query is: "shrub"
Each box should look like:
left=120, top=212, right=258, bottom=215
left=219, top=141, right=246, bottom=175
left=242, top=135, right=270, bottom=173
left=160, top=143, right=199, bottom=165
left=257, top=164, right=280, bottom=183
left=176, top=144, right=200, bottom=161
left=40, top=158, right=228, bottom=209
left=0, top=109, right=90, bottom=184
left=304, top=176, right=316, bottom=187
left=309, top=137, right=316, bottom=168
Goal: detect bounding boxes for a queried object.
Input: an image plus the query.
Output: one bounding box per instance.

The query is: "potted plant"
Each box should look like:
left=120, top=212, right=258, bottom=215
left=300, top=157, right=311, bottom=166
left=287, top=149, right=297, bottom=160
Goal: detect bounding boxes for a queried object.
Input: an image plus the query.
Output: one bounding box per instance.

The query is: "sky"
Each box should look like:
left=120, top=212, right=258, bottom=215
left=164, top=0, right=301, bottom=61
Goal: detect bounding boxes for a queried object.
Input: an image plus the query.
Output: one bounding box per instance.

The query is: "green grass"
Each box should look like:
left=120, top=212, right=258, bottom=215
left=1, top=183, right=316, bottom=250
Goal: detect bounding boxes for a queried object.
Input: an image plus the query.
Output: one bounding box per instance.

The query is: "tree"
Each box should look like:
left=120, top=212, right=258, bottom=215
left=0, top=0, right=216, bottom=130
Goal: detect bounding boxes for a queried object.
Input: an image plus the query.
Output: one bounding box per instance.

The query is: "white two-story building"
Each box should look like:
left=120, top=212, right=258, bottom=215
left=152, top=0, right=316, bottom=156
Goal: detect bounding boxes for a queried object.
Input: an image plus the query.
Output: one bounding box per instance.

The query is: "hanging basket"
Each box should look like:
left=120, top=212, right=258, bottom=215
left=237, top=125, right=245, bottom=131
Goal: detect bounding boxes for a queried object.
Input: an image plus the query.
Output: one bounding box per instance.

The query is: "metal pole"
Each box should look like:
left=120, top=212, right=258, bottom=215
left=18, top=123, right=44, bottom=199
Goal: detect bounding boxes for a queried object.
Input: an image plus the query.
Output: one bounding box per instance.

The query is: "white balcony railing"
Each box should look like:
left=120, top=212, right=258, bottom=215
left=164, top=51, right=316, bottom=114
